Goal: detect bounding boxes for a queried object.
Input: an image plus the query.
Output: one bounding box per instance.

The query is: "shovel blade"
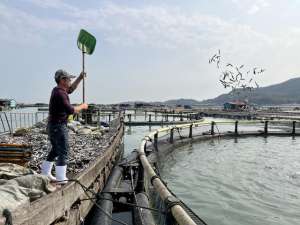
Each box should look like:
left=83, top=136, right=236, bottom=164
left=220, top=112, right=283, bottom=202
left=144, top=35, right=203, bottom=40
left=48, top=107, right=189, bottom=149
left=77, top=29, right=96, bottom=55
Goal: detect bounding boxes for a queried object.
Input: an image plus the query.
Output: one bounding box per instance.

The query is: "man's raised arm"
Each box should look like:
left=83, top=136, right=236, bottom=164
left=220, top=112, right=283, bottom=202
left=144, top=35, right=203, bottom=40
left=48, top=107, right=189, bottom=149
left=68, top=72, right=86, bottom=94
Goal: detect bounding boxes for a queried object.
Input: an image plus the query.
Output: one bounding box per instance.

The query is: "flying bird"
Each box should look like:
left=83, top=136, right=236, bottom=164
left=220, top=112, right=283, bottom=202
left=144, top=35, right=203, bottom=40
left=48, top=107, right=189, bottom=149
left=209, top=50, right=264, bottom=94
left=253, top=67, right=258, bottom=75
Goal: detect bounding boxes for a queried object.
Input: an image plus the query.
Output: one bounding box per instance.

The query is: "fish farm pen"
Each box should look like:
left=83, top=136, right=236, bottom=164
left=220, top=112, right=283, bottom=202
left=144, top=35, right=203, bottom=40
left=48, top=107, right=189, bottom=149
left=0, top=108, right=300, bottom=225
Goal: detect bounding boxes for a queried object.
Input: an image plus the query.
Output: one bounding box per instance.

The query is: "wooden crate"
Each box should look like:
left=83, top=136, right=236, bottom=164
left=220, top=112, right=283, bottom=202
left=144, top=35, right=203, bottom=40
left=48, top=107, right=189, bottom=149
left=0, top=144, right=32, bottom=167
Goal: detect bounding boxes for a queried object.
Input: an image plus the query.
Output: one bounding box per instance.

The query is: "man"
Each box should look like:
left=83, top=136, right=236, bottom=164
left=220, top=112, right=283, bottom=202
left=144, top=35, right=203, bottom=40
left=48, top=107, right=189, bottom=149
left=41, top=69, right=88, bottom=184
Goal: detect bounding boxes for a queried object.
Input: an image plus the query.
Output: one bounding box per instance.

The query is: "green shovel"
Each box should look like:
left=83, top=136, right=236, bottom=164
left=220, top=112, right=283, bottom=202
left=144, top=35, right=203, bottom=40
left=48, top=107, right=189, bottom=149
left=77, top=29, right=96, bottom=103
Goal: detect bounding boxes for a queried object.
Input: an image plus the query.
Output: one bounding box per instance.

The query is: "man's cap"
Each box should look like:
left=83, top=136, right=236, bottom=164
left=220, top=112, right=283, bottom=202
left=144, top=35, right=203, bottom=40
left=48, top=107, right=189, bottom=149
left=54, top=69, right=76, bottom=83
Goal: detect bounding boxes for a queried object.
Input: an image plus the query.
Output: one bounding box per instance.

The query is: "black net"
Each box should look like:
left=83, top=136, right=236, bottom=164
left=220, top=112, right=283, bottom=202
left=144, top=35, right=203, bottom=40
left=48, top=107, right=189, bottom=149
left=144, top=161, right=207, bottom=225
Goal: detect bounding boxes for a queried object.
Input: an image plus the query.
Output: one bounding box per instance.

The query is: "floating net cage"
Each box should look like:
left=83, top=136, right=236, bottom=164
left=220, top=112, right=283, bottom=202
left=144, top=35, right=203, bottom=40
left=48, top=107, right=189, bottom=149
left=140, top=119, right=300, bottom=225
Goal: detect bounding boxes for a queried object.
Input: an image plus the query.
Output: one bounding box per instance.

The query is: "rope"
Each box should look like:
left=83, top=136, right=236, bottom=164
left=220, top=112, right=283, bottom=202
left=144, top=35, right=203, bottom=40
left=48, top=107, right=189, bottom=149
left=214, top=123, right=221, bottom=137
left=175, top=127, right=186, bottom=139
left=130, top=167, right=144, bottom=225
left=161, top=180, right=208, bottom=225
left=80, top=196, right=165, bottom=214
left=59, top=179, right=166, bottom=224
left=60, top=179, right=128, bottom=225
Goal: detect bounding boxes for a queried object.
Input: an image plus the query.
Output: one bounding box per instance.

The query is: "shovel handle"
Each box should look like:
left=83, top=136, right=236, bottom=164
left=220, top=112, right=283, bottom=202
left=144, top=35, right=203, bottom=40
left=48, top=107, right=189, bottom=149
left=82, top=51, right=85, bottom=103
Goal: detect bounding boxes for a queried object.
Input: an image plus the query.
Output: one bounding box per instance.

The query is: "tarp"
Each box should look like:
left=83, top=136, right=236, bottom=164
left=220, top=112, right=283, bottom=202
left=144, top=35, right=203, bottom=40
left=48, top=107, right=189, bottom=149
left=0, top=163, right=56, bottom=213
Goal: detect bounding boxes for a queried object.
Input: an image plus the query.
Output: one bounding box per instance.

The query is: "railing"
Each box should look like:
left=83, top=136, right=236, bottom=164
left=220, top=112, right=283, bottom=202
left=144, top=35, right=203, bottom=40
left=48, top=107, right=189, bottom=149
left=124, top=112, right=201, bottom=123
left=0, top=111, right=123, bottom=136
left=0, top=112, right=48, bottom=135
left=138, top=119, right=299, bottom=225
left=76, top=110, right=122, bottom=124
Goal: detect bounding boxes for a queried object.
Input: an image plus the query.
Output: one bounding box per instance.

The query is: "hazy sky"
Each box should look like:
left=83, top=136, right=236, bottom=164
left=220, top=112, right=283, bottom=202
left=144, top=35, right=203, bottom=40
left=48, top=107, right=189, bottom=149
left=1, top=0, right=300, bottom=104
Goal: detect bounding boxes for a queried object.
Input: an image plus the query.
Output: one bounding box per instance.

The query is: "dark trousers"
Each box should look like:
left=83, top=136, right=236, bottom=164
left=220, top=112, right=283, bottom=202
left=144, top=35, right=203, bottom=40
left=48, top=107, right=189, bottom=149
left=46, top=122, right=69, bottom=166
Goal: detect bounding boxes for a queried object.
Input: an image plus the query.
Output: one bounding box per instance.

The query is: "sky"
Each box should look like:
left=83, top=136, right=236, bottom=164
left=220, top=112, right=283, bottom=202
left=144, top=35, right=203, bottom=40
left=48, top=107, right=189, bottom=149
left=1, top=0, right=300, bottom=104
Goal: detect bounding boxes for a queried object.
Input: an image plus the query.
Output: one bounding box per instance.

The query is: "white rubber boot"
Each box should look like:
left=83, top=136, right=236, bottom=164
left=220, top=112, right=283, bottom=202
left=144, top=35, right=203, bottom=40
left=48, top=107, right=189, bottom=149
left=41, top=161, right=56, bottom=181
left=55, top=165, right=68, bottom=184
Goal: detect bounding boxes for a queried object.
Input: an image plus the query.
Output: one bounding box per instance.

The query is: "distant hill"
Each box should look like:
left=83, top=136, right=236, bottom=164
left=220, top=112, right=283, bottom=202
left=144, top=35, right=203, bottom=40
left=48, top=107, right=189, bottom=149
left=164, top=98, right=201, bottom=106
left=119, top=99, right=201, bottom=106
left=201, top=77, right=300, bottom=105
left=119, top=77, right=300, bottom=106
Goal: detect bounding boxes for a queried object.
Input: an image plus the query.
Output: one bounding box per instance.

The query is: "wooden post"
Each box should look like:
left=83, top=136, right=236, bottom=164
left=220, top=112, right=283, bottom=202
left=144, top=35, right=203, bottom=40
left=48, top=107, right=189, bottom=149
left=129, top=114, right=132, bottom=122
left=155, top=111, right=157, bottom=121
left=109, top=114, right=111, bottom=123
left=235, top=121, right=238, bottom=135
left=292, top=121, right=296, bottom=135
left=264, top=121, right=268, bottom=134
left=166, top=114, right=168, bottom=122
left=189, top=124, right=193, bottom=138
left=211, top=121, right=215, bottom=135
left=170, top=128, right=174, bottom=144
left=149, top=114, right=152, bottom=122
left=154, top=132, right=158, bottom=150
left=180, top=112, right=183, bottom=121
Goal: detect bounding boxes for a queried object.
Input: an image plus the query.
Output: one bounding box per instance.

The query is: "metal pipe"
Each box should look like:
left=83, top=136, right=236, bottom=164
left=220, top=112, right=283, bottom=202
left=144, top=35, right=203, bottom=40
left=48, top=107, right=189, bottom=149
left=0, top=114, right=6, bottom=133
left=82, top=51, right=85, bottom=103
left=15, top=113, right=17, bottom=129
left=10, top=113, right=13, bottom=133
left=3, top=113, right=12, bottom=134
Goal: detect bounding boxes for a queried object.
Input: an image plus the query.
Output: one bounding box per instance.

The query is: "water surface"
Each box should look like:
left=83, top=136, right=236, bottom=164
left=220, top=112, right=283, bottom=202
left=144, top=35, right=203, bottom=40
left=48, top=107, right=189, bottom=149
left=159, top=136, right=300, bottom=225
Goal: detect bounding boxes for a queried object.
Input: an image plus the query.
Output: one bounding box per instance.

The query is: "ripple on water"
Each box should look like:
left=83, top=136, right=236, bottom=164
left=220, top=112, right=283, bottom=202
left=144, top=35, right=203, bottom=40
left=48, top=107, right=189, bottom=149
left=160, top=136, right=300, bottom=225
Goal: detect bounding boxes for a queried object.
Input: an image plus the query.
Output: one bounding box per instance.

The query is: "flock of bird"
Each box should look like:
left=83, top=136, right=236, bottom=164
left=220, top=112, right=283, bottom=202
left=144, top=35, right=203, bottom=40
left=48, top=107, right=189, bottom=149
left=209, top=50, right=265, bottom=94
